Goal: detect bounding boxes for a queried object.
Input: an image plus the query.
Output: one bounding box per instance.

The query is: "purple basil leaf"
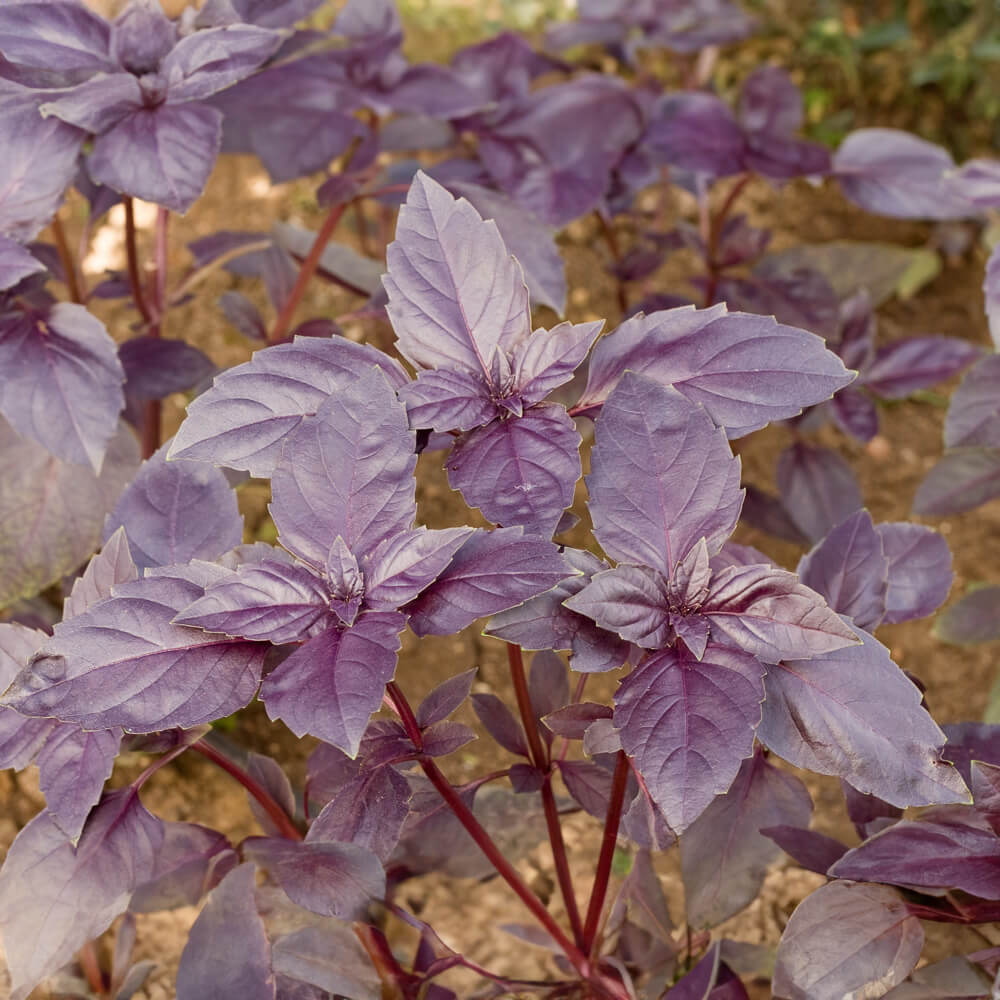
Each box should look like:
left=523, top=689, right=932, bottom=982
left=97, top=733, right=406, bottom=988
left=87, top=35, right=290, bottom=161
left=170, top=336, right=408, bottom=477
left=64, top=525, right=137, bottom=620
left=528, top=650, right=569, bottom=726
left=509, top=762, right=546, bottom=794
left=36, top=724, right=122, bottom=841
left=415, top=667, right=478, bottom=728
left=557, top=758, right=614, bottom=819
left=565, top=564, right=672, bottom=649
left=543, top=702, right=613, bottom=740
left=584, top=717, right=623, bottom=758
left=588, top=373, right=743, bottom=574
left=104, top=443, right=242, bottom=572
left=578, top=305, right=853, bottom=436
left=245, top=751, right=296, bottom=838
left=471, top=692, right=529, bottom=757
left=363, top=526, right=474, bottom=611
left=448, top=181, right=567, bottom=314
left=2, top=564, right=269, bottom=731
left=914, top=447, right=1000, bottom=516
left=942, top=723, right=1000, bottom=786
left=404, top=528, right=570, bottom=636
left=863, top=337, right=980, bottom=399
left=176, top=864, right=275, bottom=1000
left=777, top=442, right=863, bottom=542
left=260, top=611, right=405, bottom=755
left=703, top=562, right=858, bottom=661
left=0, top=237, right=43, bottom=291
left=876, top=522, right=953, bottom=625
left=758, top=622, right=970, bottom=807
left=270, top=368, right=415, bottom=566
left=0, top=788, right=163, bottom=1000
left=398, top=368, right=496, bottom=432
left=842, top=780, right=904, bottom=839
left=158, top=24, right=281, bottom=103
left=86, top=102, right=223, bottom=214
left=646, top=93, right=746, bottom=178
left=973, top=762, right=1000, bottom=823
left=744, top=133, right=831, bottom=181
left=220, top=289, right=267, bottom=340
left=272, top=222, right=385, bottom=298
left=797, top=510, right=889, bottom=631
left=130, top=821, right=237, bottom=912
left=935, top=586, right=1000, bottom=644
left=243, top=836, right=384, bottom=919
left=513, top=321, right=604, bottom=406
left=0, top=623, right=53, bottom=772
left=831, top=386, right=879, bottom=442
left=385, top=172, right=529, bottom=374
left=0, top=301, right=125, bottom=471
left=420, top=721, right=477, bottom=757
left=945, top=354, right=1000, bottom=447
left=228, top=0, right=324, bottom=27
left=946, top=157, right=1000, bottom=208
left=37, top=71, right=142, bottom=134
left=308, top=765, right=411, bottom=863
left=0, top=417, right=139, bottom=607
left=446, top=404, right=581, bottom=537
left=269, top=922, right=381, bottom=1000
left=680, top=750, right=812, bottom=926
left=110, top=0, right=175, bottom=75
left=739, top=485, right=809, bottom=544
left=760, top=825, right=848, bottom=875
left=773, top=882, right=923, bottom=1000
left=830, top=809, right=1000, bottom=897
left=0, top=82, right=85, bottom=239
left=485, top=548, right=632, bottom=673
left=614, top=641, right=765, bottom=833
left=175, top=557, right=330, bottom=643
left=833, top=128, right=974, bottom=220
left=0, top=4, right=114, bottom=82
left=665, top=942, right=748, bottom=1000
left=119, top=336, right=216, bottom=400
left=739, top=66, right=802, bottom=136
left=986, top=243, right=1000, bottom=349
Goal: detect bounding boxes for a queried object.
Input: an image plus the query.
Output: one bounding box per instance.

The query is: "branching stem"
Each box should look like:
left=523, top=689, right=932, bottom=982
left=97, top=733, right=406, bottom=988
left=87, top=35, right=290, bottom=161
left=123, top=198, right=151, bottom=324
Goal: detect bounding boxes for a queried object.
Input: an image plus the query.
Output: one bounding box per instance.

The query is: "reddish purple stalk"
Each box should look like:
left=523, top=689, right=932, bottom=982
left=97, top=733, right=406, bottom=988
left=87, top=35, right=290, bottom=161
left=51, top=214, right=83, bottom=304
left=701, top=172, right=751, bottom=309
left=141, top=207, right=170, bottom=459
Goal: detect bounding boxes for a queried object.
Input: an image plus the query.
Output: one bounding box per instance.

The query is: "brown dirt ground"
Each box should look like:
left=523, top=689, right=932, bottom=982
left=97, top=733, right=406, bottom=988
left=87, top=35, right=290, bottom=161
left=4, top=147, right=1000, bottom=998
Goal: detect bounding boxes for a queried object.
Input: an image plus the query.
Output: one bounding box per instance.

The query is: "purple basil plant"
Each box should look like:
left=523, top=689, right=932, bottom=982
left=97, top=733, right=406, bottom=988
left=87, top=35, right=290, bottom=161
left=1, top=1, right=1000, bottom=997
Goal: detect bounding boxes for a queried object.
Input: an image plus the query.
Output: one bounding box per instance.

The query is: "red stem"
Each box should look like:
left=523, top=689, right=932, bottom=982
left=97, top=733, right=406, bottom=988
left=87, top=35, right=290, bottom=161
left=506, top=644, right=585, bottom=946
left=582, top=750, right=630, bottom=953
left=384, top=681, right=603, bottom=988
left=141, top=207, right=169, bottom=459
left=269, top=199, right=349, bottom=344
left=78, top=940, right=107, bottom=997
left=190, top=739, right=303, bottom=841
left=123, top=198, right=151, bottom=324
left=51, top=214, right=83, bottom=304
left=595, top=212, right=628, bottom=315
left=701, top=172, right=751, bottom=309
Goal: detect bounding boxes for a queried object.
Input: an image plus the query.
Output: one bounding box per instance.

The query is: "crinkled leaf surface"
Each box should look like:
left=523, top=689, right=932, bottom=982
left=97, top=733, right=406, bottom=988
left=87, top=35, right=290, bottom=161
left=485, top=548, right=631, bottom=673
left=578, top=305, right=852, bottom=436
left=758, top=623, right=969, bottom=807
left=270, top=369, right=415, bottom=566
left=564, top=564, right=671, bottom=649
left=0, top=4, right=114, bottom=82
left=384, top=172, right=529, bottom=374
left=446, top=404, right=581, bottom=537
left=833, top=128, right=973, bottom=220
left=104, top=442, right=242, bottom=572
left=243, top=837, right=385, bottom=919
left=773, top=881, right=923, bottom=1000
left=2, top=564, right=268, bottom=731
left=169, top=336, right=407, bottom=477
left=260, top=612, right=405, bottom=755
left=175, top=557, right=330, bottom=643
left=587, top=373, right=743, bottom=574
left=403, top=528, right=570, bottom=636
left=399, top=368, right=496, bottom=432
left=797, top=510, right=888, bottom=631
left=876, top=522, right=952, bottom=625
left=0, top=788, right=163, bottom=1000
left=614, top=642, right=765, bottom=833
left=513, top=320, right=603, bottom=406
left=176, top=863, right=275, bottom=1000
left=87, top=103, right=223, bottom=214
left=830, top=810, right=1000, bottom=898
left=0, top=417, right=139, bottom=606
left=0, top=623, right=53, bottom=771
left=702, top=563, right=858, bottom=662
left=0, top=301, right=125, bottom=471
left=681, top=750, right=812, bottom=927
